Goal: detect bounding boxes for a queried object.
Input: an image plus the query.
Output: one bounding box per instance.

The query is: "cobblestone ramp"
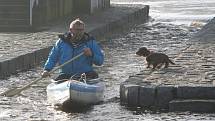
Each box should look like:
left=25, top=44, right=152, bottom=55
left=120, top=17, right=215, bottom=112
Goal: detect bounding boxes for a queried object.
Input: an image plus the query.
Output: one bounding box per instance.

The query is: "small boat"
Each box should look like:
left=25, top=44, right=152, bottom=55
left=46, top=78, right=105, bottom=106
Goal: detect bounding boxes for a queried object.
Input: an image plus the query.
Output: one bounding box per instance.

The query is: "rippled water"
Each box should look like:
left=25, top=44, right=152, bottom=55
left=1, top=0, right=215, bottom=120
left=112, top=0, right=215, bottom=25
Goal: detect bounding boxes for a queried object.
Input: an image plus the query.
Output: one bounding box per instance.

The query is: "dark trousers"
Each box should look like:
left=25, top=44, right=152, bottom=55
left=55, top=71, right=98, bottom=81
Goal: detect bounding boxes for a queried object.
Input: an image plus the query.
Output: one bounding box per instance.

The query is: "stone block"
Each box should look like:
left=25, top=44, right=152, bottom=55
left=94, top=26, right=106, bottom=39
left=156, top=85, right=175, bottom=109
left=169, top=99, right=215, bottom=113
left=8, top=57, right=17, bottom=75
left=109, top=20, right=119, bottom=32
left=177, top=86, right=215, bottom=99
left=15, top=55, right=24, bottom=71
left=23, top=52, right=35, bottom=70
left=35, top=47, right=51, bottom=65
left=120, top=83, right=139, bottom=107
left=120, top=84, right=127, bottom=105
left=127, top=85, right=139, bottom=107
left=0, top=60, right=9, bottom=78
left=139, top=85, right=156, bottom=108
left=142, top=5, right=150, bottom=18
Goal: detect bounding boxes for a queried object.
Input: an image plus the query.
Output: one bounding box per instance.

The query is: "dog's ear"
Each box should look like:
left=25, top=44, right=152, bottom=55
left=141, top=47, right=148, bottom=51
left=143, top=47, right=147, bottom=49
left=136, top=47, right=147, bottom=56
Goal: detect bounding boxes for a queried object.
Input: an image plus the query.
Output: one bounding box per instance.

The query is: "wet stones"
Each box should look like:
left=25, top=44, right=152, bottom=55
left=177, top=86, right=215, bottom=99
left=139, top=85, right=156, bottom=108
left=169, top=99, right=215, bottom=113
left=120, top=82, right=176, bottom=110
left=120, top=82, right=215, bottom=112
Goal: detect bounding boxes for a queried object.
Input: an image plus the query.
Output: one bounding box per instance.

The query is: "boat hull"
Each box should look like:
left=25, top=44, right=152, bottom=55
left=46, top=78, right=105, bottom=105
left=69, top=79, right=105, bottom=104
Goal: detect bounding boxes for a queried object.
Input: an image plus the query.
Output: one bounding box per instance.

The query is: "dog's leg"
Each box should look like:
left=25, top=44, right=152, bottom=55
left=164, top=62, right=169, bottom=68
left=153, top=63, right=158, bottom=69
left=157, top=63, right=164, bottom=69
left=147, top=63, right=151, bottom=68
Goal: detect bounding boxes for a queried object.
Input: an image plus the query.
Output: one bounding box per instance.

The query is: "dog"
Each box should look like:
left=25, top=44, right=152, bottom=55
left=136, top=47, right=175, bottom=69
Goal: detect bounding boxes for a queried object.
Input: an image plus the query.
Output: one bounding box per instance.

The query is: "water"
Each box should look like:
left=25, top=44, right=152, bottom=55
left=112, top=0, right=215, bottom=25
left=1, top=0, right=215, bottom=120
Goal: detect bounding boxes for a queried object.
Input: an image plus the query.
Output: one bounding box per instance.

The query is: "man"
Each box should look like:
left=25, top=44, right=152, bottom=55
left=42, top=18, right=104, bottom=81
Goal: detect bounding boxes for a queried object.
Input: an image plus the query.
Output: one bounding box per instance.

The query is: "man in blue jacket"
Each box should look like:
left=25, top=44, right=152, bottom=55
left=41, top=18, right=104, bottom=81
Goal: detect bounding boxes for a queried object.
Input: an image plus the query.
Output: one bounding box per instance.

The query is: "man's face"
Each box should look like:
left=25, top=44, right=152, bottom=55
left=70, top=24, right=84, bottom=41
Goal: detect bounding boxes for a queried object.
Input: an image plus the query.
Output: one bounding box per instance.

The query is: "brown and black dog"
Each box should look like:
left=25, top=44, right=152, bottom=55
left=136, top=47, right=175, bottom=69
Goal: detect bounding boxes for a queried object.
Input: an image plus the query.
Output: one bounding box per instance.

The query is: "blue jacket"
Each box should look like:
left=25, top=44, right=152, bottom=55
left=44, top=33, right=104, bottom=75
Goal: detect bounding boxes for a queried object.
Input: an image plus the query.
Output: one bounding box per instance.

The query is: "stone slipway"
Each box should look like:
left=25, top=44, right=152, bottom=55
left=0, top=4, right=149, bottom=78
left=120, top=17, right=215, bottom=112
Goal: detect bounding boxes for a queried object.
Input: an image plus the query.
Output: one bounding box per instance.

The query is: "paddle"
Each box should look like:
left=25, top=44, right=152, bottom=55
left=0, top=52, right=84, bottom=97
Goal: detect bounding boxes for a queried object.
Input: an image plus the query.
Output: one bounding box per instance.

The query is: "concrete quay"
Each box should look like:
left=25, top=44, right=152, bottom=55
left=0, top=4, right=149, bottom=78
left=120, top=17, right=215, bottom=112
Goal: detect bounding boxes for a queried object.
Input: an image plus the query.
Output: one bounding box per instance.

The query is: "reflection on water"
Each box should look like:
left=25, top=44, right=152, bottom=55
left=56, top=100, right=94, bottom=113
left=111, top=0, right=215, bottom=25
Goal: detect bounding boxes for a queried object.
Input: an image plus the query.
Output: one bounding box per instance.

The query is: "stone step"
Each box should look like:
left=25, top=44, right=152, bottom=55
left=169, top=99, right=215, bottom=113
left=177, top=86, right=215, bottom=99
left=120, top=82, right=176, bottom=109
left=0, top=0, right=30, bottom=30
left=0, top=19, right=30, bottom=26
left=0, top=5, right=29, bottom=13
left=0, top=12, right=29, bottom=19
left=0, top=0, right=29, bottom=5
left=0, top=26, right=31, bottom=32
left=0, top=25, right=31, bottom=32
left=120, top=80, right=215, bottom=110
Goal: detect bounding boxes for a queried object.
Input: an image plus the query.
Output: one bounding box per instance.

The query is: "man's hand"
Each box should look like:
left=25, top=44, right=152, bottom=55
left=83, top=48, right=92, bottom=57
left=41, top=70, right=50, bottom=78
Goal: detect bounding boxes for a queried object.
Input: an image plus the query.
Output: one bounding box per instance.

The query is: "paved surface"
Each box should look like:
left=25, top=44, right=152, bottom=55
left=120, top=18, right=215, bottom=112
left=126, top=17, right=215, bottom=86
left=0, top=4, right=149, bottom=78
left=120, top=17, right=215, bottom=112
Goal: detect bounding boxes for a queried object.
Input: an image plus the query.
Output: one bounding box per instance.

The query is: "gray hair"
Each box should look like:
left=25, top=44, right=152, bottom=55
left=69, top=18, right=85, bottom=29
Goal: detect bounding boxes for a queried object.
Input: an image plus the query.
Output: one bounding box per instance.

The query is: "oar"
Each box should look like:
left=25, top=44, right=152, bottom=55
left=0, top=52, right=84, bottom=97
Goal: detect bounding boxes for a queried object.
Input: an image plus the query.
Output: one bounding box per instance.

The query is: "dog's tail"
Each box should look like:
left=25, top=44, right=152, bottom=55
left=168, top=59, right=175, bottom=65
